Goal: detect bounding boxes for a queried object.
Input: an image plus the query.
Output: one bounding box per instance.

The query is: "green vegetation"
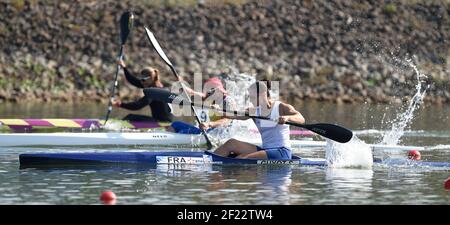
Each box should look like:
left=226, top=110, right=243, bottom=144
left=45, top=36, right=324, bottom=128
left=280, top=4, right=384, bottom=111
left=0, top=76, right=7, bottom=88
left=20, top=79, right=34, bottom=91
left=8, top=0, right=25, bottom=11
left=436, top=53, right=446, bottom=65
left=410, top=17, right=425, bottom=29
left=365, top=79, right=376, bottom=87
left=308, top=67, right=334, bottom=85
left=21, top=60, right=46, bottom=76
left=0, top=25, right=10, bottom=34
left=384, top=3, right=397, bottom=14
left=351, top=2, right=369, bottom=10
left=50, top=85, right=66, bottom=94
left=316, top=66, right=334, bottom=77
left=308, top=76, right=327, bottom=85
left=85, top=76, right=103, bottom=89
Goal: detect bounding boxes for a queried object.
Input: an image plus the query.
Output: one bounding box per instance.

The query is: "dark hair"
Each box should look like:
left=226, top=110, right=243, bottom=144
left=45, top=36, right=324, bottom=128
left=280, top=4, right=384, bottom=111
left=141, top=67, right=163, bottom=88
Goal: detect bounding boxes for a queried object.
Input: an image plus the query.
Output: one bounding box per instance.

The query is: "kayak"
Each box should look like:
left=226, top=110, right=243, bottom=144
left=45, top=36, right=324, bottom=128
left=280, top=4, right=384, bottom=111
left=19, top=150, right=450, bottom=168
left=18, top=151, right=318, bottom=168
left=0, top=118, right=315, bottom=136
left=0, top=131, right=423, bottom=151
left=0, top=131, right=205, bottom=147
left=0, top=118, right=170, bottom=130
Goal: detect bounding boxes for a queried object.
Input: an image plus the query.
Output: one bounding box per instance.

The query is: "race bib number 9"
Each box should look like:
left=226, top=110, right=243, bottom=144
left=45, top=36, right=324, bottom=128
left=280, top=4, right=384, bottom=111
left=199, top=109, right=210, bottom=123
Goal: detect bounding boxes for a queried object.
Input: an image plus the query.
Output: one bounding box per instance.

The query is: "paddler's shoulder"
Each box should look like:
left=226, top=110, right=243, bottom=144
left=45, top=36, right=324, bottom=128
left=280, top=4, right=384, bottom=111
left=276, top=101, right=293, bottom=108
left=278, top=101, right=297, bottom=113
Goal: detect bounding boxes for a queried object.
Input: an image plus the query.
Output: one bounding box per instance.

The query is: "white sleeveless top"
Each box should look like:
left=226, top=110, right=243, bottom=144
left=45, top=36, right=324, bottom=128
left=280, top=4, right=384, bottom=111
left=254, top=101, right=291, bottom=149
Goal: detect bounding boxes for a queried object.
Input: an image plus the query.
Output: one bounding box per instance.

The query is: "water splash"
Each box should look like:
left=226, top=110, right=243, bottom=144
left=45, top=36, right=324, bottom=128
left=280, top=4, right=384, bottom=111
left=204, top=71, right=262, bottom=145
left=220, top=68, right=256, bottom=111
left=380, top=58, right=429, bottom=146
left=325, top=136, right=373, bottom=168
left=103, top=120, right=126, bottom=131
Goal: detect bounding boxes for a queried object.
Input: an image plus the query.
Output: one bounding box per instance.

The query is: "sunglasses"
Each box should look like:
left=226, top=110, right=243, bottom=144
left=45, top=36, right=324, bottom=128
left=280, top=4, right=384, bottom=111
left=139, top=76, right=151, bottom=81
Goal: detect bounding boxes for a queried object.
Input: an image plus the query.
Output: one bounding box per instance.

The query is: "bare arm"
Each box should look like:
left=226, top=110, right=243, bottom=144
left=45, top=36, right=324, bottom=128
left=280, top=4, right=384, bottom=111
left=183, top=86, right=205, bottom=99
left=208, top=118, right=231, bottom=127
left=199, top=117, right=231, bottom=130
left=278, top=102, right=305, bottom=124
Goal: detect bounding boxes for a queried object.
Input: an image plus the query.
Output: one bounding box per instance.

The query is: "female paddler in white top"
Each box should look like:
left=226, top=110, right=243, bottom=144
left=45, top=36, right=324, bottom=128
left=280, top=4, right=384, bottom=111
left=214, top=81, right=305, bottom=159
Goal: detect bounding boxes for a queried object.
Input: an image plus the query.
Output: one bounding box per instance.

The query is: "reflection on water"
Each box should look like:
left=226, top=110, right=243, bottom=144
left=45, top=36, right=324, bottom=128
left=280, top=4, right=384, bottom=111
left=151, top=164, right=294, bottom=205
left=325, top=168, right=374, bottom=204
left=1, top=150, right=447, bottom=205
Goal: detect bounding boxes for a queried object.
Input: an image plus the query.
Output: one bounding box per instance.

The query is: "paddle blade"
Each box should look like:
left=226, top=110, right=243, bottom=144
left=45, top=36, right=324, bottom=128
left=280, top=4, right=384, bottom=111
left=300, top=123, right=353, bottom=143
left=144, top=27, right=173, bottom=67
left=119, top=11, right=134, bottom=45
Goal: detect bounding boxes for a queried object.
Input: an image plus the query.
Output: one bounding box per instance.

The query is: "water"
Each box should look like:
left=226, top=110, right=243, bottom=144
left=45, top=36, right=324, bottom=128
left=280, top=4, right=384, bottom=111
left=1, top=147, right=449, bottom=204
left=1, top=101, right=450, bottom=204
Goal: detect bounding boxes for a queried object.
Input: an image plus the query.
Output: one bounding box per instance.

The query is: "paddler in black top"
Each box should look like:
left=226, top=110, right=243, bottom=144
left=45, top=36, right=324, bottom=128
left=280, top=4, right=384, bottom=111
left=111, top=60, right=173, bottom=122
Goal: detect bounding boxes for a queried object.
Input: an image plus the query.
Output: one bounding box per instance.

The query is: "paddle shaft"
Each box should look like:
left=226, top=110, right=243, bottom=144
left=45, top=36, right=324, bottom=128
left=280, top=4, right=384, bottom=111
left=104, top=12, right=134, bottom=125
left=104, top=46, right=124, bottom=124
left=168, top=59, right=214, bottom=149
left=144, top=27, right=214, bottom=149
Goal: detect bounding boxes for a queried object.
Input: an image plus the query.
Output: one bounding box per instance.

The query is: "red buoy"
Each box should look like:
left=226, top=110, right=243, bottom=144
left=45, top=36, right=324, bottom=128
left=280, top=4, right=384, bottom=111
left=407, top=150, right=421, bottom=161
left=100, top=191, right=116, bottom=204
left=445, top=178, right=450, bottom=190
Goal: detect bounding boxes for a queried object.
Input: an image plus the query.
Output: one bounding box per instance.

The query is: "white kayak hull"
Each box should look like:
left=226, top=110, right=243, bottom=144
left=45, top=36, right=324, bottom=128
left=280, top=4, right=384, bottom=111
left=0, top=132, right=424, bottom=151
left=0, top=131, right=205, bottom=147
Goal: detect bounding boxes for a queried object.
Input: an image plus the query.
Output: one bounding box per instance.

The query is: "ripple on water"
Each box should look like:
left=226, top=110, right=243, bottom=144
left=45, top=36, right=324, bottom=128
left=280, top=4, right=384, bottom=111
left=107, top=179, right=138, bottom=185
left=32, top=189, right=57, bottom=193
left=57, top=182, right=88, bottom=185
left=184, top=188, right=206, bottom=192
left=25, top=183, right=49, bottom=186
left=231, top=182, right=262, bottom=185
left=79, top=186, right=102, bottom=189
left=219, top=189, right=246, bottom=193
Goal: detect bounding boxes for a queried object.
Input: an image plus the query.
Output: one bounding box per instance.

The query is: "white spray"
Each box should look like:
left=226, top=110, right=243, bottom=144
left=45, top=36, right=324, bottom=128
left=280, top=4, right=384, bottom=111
left=325, top=136, right=373, bottom=168
left=381, top=59, right=429, bottom=145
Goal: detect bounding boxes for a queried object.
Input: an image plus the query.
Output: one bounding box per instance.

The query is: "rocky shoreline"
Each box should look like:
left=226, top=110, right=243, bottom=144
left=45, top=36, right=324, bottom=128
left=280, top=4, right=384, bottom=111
left=0, top=0, right=449, bottom=104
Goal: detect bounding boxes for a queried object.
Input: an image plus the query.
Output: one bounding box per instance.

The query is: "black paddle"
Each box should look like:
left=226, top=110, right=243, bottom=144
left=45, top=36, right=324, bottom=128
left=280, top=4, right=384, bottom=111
left=143, top=87, right=354, bottom=143
left=104, top=11, right=135, bottom=125
left=143, top=27, right=214, bottom=149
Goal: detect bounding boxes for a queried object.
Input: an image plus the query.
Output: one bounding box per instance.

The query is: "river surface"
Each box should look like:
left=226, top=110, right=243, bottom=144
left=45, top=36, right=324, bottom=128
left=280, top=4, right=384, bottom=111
left=0, top=101, right=449, bottom=204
